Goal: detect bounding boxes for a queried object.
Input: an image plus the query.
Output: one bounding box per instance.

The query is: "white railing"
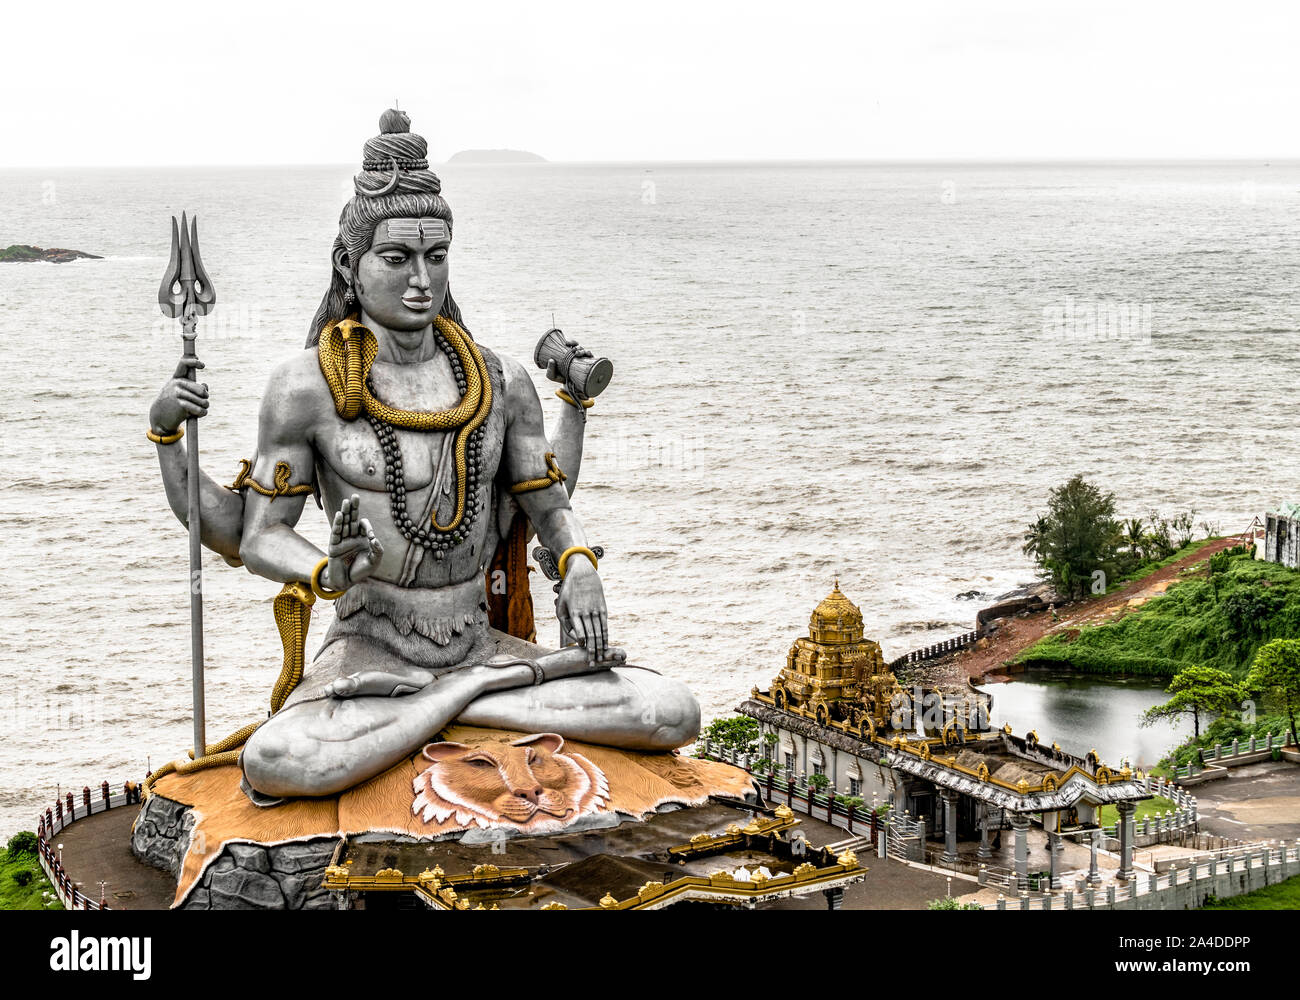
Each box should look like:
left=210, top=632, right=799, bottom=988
left=982, top=840, right=1300, bottom=910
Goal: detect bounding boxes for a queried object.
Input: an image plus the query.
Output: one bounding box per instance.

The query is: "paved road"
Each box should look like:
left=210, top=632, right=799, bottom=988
left=1193, top=761, right=1300, bottom=842
left=49, top=805, right=176, bottom=910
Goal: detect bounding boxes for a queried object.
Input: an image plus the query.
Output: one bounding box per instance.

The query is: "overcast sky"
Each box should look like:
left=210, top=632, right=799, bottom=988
left=4, top=0, right=1298, bottom=166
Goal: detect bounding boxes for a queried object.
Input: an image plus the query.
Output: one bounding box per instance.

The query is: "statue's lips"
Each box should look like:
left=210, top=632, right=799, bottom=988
left=402, top=295, right=434, bottom=310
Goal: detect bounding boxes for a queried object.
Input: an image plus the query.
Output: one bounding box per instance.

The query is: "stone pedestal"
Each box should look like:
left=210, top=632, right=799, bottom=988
left=132, top=793, right=338, bottom=910
left=131, top=724, right=758, bottom=909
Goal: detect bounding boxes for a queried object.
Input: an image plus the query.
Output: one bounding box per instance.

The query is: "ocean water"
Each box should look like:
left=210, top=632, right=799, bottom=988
left=1, top=160, right=1297, bottom=835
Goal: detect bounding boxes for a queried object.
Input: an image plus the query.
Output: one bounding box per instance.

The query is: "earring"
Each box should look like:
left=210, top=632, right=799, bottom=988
left=343, top=285, right=356, bottom=306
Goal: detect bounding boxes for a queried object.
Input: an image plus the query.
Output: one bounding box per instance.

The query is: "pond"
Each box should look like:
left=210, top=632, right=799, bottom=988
left=976, top=668, right=1193, bottom=769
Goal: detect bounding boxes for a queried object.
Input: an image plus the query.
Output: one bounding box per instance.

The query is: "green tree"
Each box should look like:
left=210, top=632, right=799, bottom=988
left=5, top=832, right=37, bottom=857
left=1246, top=640, right=1300, bottom=746
left=701, top=716, right=760, bottom=758
left=808, top=772, right=831, bottom=792
left=1123, top=517, right=1146, bottom=561
left=1219, top=585, right=1284, bottom=641
left=1140, top=664, right=1244, bottom=738
left=1023, top=475, right=1123, bottom=599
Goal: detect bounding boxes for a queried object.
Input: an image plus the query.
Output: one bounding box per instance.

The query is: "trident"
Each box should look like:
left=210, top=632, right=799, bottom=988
left=158, top=213, right=216, bottom=760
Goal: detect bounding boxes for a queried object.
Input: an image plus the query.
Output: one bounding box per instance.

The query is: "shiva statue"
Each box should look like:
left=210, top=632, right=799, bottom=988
left=146, top=109, right=699, bottom=802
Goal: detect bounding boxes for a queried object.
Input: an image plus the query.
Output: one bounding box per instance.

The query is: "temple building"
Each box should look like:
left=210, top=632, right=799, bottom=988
left=737, top=584, right=1153, bottom=885
left=1263, top=507, right=1300, bottom=569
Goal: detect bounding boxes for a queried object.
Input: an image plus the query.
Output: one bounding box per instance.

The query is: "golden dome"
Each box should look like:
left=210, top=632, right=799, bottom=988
left=809, top=580, right=864, bottom=644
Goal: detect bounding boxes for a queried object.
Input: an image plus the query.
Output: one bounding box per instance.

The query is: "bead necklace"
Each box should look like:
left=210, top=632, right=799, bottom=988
left=367, top=331, right=485, bottom=556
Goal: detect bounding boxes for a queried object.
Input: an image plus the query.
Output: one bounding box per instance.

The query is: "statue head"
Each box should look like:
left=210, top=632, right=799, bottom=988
left=308, top=108, right=466, bottom=345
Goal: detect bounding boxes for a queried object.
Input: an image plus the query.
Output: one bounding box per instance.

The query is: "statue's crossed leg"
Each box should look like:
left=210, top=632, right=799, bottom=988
left=240, top=637, right=699, bottom=800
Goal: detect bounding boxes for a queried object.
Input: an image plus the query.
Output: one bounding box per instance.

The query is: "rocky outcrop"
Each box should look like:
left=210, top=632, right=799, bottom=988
left=183, top=840, right=339, bottom=911
left=131, top=792, right=340, bottom=910
left=130, top=793, right=194, bottom=879
left=0, top=244, right=102, bottom=263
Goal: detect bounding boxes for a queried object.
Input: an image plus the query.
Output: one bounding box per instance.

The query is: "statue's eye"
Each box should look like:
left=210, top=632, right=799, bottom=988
left=467, top=758, right=495, bottom=768
left=380, top=253, right=406, bottom=265
left=428, top=251, right=447, bottom=264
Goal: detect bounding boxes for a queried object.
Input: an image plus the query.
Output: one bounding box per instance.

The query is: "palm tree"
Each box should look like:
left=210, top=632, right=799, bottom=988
left=1124, top=517, right=1145, bottom=560
left=1022, top=516, right=1050, bottom=562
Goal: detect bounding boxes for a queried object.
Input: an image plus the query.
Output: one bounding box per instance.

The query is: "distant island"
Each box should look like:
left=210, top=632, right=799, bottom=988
left=0, top=244, right=101, bottom=264
left=446, top=149, right=546, bottom=164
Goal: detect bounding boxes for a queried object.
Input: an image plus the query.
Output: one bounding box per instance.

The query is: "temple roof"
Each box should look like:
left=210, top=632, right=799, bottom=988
left=808, top=580, right=865, bottom=643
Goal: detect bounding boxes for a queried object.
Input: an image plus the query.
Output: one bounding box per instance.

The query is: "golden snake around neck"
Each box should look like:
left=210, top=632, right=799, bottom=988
left=317, top=314, right=493, bottom=533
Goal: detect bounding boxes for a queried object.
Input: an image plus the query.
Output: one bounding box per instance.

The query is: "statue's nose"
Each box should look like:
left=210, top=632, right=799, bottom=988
left=410, top=258, right=431, bottom=290
left=506, top=775, right=543, bottom=801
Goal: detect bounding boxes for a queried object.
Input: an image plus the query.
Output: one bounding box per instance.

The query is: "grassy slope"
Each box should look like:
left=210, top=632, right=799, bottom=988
left=1201, top=873, right=1300, bottom=910
left=0, top=846, right=61, bottom=910
left=1098, top=795, right=1175, bottom=827
left=1016, top=553, right=1300, bottom=679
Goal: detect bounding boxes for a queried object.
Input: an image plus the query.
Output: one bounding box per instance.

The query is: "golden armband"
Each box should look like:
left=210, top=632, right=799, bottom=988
left=226, top=459, right=315, bottom=501
left=147, top=427, right=185, bottom=445
left=508, top=452, right=568, bottom=495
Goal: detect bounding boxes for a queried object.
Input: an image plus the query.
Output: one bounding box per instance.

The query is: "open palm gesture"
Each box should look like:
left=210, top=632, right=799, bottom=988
left=322, top=494, right=384, bottom=591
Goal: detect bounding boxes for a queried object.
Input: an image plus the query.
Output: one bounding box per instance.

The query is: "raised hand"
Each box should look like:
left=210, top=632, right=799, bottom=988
left=322, top=493, right=385, bottom=592
left=555, top=559, right=611, bottom=665
left=149, top=357, right=209, bottom=435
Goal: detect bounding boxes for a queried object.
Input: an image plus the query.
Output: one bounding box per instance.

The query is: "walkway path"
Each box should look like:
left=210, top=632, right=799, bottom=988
left=48, top=803, right=176, bottom=910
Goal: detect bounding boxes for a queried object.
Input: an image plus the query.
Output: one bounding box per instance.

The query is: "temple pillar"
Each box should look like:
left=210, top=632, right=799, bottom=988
left=1012, top=813, right=1030, bottom=883
left=977, top=804, right=993, bottom=860
left=1048, top=832, right=1062, bottom=890
left=1116, top=801, right=1135, bottom=882
left=1088, top=828, right=1102, bottom=885
left=940, top=789, right=959, bottom=865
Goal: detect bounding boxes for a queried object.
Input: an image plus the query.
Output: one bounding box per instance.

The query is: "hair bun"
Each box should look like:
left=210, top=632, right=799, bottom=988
left=379, top=108, right=411, bottom=134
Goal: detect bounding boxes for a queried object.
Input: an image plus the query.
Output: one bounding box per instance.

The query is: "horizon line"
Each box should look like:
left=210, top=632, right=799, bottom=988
left=2, top=155, right=1298, bottom=171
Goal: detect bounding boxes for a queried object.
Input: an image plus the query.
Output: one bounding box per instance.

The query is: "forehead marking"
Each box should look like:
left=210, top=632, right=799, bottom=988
left=385, top=218, right=449, bottom=242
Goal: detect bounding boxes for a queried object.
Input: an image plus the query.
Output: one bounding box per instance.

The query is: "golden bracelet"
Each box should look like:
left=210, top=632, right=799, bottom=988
left=147, top=427, right=185, bottom=445
left=310, top=558, right=345, bottom=601
left=556, top=389, right=595, bottom=410
left=557, top=545, right=599, bottom=579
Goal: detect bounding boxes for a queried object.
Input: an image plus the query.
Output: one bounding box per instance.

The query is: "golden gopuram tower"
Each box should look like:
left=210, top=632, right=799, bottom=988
left=768, top=581, right=902, bottom=734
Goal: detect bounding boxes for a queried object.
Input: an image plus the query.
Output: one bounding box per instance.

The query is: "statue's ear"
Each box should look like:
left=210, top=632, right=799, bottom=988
left=512, top=733, right=564, bottom=755
left=422, top=741, right=471, bottom=762
left=331, top=242, right=352, bottom=285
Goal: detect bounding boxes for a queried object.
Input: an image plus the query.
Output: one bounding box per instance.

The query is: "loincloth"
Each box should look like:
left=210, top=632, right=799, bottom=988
left=282, top=576, right=496, bottom=708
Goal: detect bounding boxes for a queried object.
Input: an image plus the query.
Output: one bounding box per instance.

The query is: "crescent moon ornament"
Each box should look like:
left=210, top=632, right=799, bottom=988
left=355, top=157, right=401, bottom=198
